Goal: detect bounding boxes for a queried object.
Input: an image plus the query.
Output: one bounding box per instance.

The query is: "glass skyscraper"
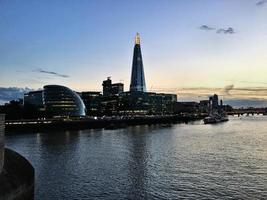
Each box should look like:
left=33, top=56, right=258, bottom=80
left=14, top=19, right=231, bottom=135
left=130, top=33, right=146, bottom=92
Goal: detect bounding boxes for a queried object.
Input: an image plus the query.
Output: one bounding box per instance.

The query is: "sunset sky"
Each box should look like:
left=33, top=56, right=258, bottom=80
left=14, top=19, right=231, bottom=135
left=1, top=0, right=267, bottom=106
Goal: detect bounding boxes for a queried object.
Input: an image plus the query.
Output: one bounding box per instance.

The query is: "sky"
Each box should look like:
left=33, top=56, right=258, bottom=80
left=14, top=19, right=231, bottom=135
left=1, top=0, right=267, bottom=107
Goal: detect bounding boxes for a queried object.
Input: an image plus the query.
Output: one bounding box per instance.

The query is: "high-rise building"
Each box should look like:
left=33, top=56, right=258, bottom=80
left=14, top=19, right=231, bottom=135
left=102, top=77, right=112, bottom=97
left=102, top=77, right=124, bottom=96
left=209, top=94, right=219, bottom=110
left=130, top=33, right=146, bottom=92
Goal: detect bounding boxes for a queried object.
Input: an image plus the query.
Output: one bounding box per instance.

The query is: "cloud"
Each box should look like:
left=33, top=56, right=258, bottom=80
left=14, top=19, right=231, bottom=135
left=256, top=0, right=267, bottom=6
left=217, top=27, right=235, bottom=34
left=0, top=87, right=33, bottom=104
left=199, top=25, right=235, bottom=35
left=224, top=84, right=234, bottom=95
left=228, top=80, right=267, bottom=85
left=199, top=25, right=215, bottom=31
left=34, top=68, right=69, bottom=78
left=149, top=86, right=267, bottom=100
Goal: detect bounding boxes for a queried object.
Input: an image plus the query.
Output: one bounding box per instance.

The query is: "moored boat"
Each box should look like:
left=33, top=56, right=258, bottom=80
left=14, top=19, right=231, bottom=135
left=204, top=113, right=228, bottom=124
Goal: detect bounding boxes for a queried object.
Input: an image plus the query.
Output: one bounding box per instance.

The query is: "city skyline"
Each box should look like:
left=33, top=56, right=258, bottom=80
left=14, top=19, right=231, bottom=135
left=1, top=0, right=267, bottom=106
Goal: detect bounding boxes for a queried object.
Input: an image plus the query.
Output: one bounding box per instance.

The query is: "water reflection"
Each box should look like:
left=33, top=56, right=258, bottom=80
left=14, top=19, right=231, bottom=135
left=5, top=117, right=267, bottom=200
left=126, top=126, right=149, bottom=199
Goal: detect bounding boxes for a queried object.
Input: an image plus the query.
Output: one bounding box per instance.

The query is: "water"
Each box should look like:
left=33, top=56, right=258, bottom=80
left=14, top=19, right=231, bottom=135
left=5, top=116, right=267, bottom=199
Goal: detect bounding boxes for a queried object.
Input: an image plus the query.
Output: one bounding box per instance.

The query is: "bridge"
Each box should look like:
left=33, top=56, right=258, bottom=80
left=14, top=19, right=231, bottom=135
left=227, top=108, right=267, bottom=116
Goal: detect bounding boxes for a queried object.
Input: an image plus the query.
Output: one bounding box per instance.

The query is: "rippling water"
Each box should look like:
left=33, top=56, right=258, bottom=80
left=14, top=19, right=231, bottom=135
left=5, top=116, right=267, bottom=199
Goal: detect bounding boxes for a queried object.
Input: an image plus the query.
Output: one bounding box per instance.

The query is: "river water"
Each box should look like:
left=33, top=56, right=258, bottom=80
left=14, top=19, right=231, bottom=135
left=5, top=116, right=267, bottom=199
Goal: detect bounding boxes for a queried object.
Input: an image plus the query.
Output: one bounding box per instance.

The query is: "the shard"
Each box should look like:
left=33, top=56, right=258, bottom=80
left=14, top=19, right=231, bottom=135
left=130, top=33, right=146, bottom=92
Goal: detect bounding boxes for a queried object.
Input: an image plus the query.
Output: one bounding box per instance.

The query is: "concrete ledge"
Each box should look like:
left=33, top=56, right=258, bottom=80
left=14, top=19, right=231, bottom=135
left=0, top=148, right=34, bottom=200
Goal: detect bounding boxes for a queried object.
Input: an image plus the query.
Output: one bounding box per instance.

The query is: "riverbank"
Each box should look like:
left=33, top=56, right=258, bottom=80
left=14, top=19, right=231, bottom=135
left=5, top=114, right=206, bottom=133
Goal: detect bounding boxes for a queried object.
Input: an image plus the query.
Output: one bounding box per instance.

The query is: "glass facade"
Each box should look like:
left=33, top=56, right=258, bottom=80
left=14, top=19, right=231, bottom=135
left=43, top=85, right=86, bottom=117
left=118, top=92, right=177, bottom=115
left=130, top=33, right=146, bottom=92
left=80, top=92, right=102, bottom=115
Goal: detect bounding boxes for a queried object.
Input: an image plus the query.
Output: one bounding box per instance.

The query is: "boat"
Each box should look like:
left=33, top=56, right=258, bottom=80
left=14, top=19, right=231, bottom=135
left=204, top=112, right=229, bottom=124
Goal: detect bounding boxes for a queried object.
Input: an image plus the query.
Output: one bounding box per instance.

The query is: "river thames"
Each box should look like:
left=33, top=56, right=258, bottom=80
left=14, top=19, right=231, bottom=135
left=5, top=116, right=267, bottom=199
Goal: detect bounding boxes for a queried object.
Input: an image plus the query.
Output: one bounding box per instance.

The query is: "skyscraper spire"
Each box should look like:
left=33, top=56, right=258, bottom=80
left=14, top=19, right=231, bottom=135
left=135, top=32, right=140, bottom=45
left=130, top=33, right=146, bottom=92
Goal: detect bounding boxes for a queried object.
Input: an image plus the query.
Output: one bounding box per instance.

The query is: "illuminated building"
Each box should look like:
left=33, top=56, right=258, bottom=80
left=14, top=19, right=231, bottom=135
left=80, top=91, right=102, bottom=115
left=130, top=33, right=146, bottom=92
left=43, top=85, right=86, bottom=117
left=102, top=77, right=124, bottom=97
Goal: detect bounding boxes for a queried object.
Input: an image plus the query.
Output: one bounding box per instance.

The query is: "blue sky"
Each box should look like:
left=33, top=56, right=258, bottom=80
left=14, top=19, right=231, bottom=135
left=1, top=0, right=267, bottom=106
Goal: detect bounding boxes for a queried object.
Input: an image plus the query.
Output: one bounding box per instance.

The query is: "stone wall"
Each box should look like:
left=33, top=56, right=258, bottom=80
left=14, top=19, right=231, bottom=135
left=0, top=114, right=4, bottom=174
left=0, top=114, right=35, bottom=199
left=0, top=148, right=35, bottom=200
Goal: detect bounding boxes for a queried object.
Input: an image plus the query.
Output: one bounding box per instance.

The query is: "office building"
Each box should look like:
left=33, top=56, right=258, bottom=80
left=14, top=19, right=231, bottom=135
left=23, top=90, right=43, bottom=108
left=43, top=85, right=86, bottom=117
left=130, top=33, right=146, bottom=92
left=118, top=92, right=177, bottom=115
left=80, top=92, right=102, bottom=115
left=199, top=100, right=210, bottom=113
left=102, top=77, right=124, bottom=96
left=111, top=83, right=124, bottom=95
left=209, top=94, right=219, bottom=110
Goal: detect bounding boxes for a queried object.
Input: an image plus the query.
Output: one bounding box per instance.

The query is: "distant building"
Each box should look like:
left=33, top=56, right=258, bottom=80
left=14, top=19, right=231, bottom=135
left=118, top=92, right=177, bottom=115
left=111, top=83, right=124, bottom=95
left=207, top=94, right=231, bottom=114
left=100, top=95, right=120, bottom=115
left=199, top=100, right=210, bottom=113
left=209, top=94, right=219, bottom=110
left=160, top=93, right=177, bottom=103
left=102, top=77, right=112, bottom=97
left=80, top=92, right=102, bottom=115
left=102, top=77, right=124, bottom=97
left=23, top=90, right=43, bottom=108
left=174, top=102, right=199, bottom=114
left=0, top=99, right=24, bottom=120
left=119, top=91, right=150, bottom=115
left=43, top=85, right=86, bottom=117
left=130, top=33, right=146, bottom=92
left=159, top=93, right=178, bottom=114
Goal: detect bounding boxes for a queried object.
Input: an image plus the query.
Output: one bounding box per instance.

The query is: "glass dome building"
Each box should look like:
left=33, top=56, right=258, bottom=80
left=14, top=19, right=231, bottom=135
left=43, top=85, right=86, bottom=117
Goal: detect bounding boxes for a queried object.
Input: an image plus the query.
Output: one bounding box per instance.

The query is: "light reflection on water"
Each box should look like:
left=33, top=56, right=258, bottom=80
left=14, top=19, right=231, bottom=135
left=5, top=116, right=267, bottom=199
